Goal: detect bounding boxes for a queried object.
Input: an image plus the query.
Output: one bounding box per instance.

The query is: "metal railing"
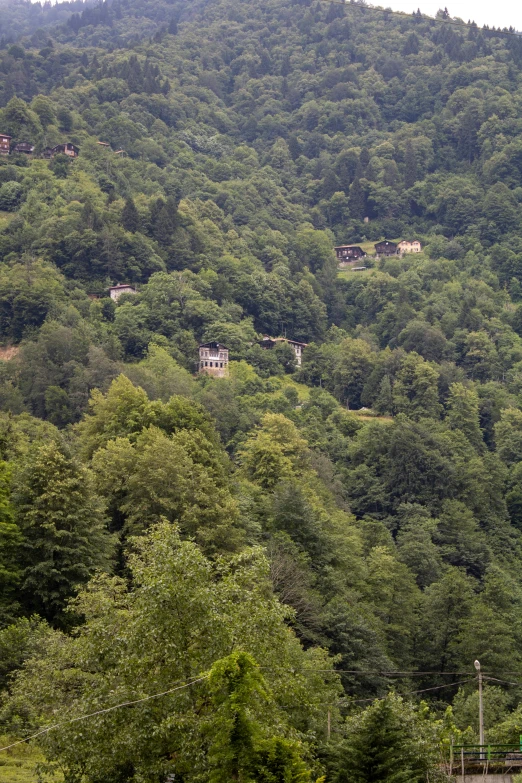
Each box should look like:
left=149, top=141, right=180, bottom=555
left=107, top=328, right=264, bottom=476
left=452, top=744, right=522, bottom=765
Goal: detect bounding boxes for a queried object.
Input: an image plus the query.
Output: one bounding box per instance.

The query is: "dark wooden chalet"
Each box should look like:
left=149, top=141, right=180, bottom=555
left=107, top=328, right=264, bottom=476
left=334, top=245, right=366, bottom=261
left=11, top=142, right=34, bottom=155
left=0, top=134, right=11, bottom=156
left=374, top=240, right=397, bottom=257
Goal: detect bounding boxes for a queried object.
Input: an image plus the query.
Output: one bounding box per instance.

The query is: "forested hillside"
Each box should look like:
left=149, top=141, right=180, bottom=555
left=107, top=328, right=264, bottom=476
left=2, top=0, right=522, bottom=779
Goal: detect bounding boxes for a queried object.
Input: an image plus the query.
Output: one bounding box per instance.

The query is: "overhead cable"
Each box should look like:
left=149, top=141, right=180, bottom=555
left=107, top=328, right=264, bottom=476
left=351, top=678, right=475, bottom=702
left=0, top=674, right=209, bottom=754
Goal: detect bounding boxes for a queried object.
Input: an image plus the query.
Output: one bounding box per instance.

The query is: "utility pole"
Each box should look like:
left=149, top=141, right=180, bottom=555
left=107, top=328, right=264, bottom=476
left=474, top=660, right=484, bottom=760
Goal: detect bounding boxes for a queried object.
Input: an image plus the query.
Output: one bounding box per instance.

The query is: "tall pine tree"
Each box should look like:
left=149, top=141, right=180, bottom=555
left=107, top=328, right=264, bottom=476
left=0, top=461, right=22, bottom=627
left=404, top=139, right=418, bottom=189
left=14, top=442, right=113, bottom=627
left=336, top=693, right=437, bottom=783
left=348, top=177, right=366, bottom=221
left=121, top=196, right=140, bottom=233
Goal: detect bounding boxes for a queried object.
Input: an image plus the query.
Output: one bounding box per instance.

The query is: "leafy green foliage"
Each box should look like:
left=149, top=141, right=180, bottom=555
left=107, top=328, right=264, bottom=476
left=0, top=463, right=21, bottom=626
left=4, top=521, right=338, bottom=782
left=4, top=0, right=522, bottom=775
left=12, top=441, right=113, bottom=626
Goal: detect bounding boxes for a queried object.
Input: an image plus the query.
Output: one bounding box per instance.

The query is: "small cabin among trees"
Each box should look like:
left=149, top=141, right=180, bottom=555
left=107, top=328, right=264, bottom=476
left=51, top=143, right=80, bottom=158
left=259, top=336, right=308, bottom=366
left=108, top=284, right=137, bottom=301
left=198, top=342, right=229, bottom=377
left=0, top=134, right=11, bottom=155
left=334, top=245, right=366, bottom=262
left=375, top=240, right=398, bottom=257
left=11, top=142, right=34, bottom=155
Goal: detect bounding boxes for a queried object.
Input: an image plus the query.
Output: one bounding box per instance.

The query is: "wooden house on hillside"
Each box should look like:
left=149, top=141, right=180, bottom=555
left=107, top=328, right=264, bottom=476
left=375, top=240, right=397, bottom=257
left=334, top=245, right=366, bottom=262
left=259, top=336, right=308, bottom=366
left=52, top=142, right=80, bottom=158
left=0, top=134, right=11, bottom=156
left=11, top=142, right=34, bottom=155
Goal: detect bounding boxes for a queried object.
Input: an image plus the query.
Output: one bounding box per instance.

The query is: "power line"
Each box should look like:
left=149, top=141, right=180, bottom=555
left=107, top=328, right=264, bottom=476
left=286, top=669, right=519, bottom=676
left=483, top=675, right=522, bottom=687
left=351, top=678, right=475, bottom=703
left=0, top=674, right=209, bottom=754
left=316, top=0, right=522, bottom=39
left=3, top=667, right=521, bottom=754
left=330, top=670, right=474, bottom=675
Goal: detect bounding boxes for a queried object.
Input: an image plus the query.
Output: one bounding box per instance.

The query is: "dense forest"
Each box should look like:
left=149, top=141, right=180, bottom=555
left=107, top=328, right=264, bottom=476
left=2, top=0, right=522, bottom=779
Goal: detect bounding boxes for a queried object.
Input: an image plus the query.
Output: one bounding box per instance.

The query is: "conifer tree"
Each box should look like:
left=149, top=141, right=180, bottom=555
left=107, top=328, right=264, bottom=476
left=121, top=196, right=140, bottom=233
left=348, top=177, right=366, bottom=221
left=446, top=382, right=483, bottom=449
left=404, top=139, right=418, bottom=188
left=322, top=169, right=340, bottom=199
left=288, top=134, right=301, bottom=161
left=359, top=147, right=370, bottom=171
left=14, top=442, right=112, bottom=627
left=336, top=693, right=437, bottom=783
left=375, top=375, right=394, bottom=415
left=208, top=651, right=312, bottom=783
left=0, top=461, right=22, bottom=626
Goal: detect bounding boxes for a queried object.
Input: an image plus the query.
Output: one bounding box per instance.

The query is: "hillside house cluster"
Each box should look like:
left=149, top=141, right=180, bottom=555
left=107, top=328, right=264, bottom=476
left=0, top=136, right=126, bottom=160
left=335, top=240, right=422, bottom=264
left=198, top=342, right=229, bottom=377
left=42, top=143, right=80, bottom=159
left=259, top=335, right=308, bottom=366
left=196, top=335, right=309, bottom=378
left=375, top=239, right=422, bottom=257
left=0, top=137, right=80, bottom=158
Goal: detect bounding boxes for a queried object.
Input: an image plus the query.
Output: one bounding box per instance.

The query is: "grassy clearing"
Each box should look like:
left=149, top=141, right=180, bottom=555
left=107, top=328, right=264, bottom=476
left=0, top=738, right=62, bottom=783
left=337, top=265, right=378, bottom=280
left=277, top=376, right=311, bottom=401
left=350, top=408, right=393, bottom=423
left=358, top=239, right=379, bottom=255
left=353, top=412, right=393, bottom=423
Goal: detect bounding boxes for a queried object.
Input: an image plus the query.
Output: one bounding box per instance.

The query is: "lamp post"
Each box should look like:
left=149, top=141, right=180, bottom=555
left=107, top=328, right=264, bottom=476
left=475, top=660, right=484, bottom=760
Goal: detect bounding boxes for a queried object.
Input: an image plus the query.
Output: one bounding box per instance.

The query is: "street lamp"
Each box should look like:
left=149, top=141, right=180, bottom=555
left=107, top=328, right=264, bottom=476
left=475, top=660, right=484, bottom=760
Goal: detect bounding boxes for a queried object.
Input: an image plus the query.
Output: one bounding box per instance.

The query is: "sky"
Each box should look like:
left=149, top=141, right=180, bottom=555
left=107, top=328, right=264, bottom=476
left=382, top=0, right=522, bottom=30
